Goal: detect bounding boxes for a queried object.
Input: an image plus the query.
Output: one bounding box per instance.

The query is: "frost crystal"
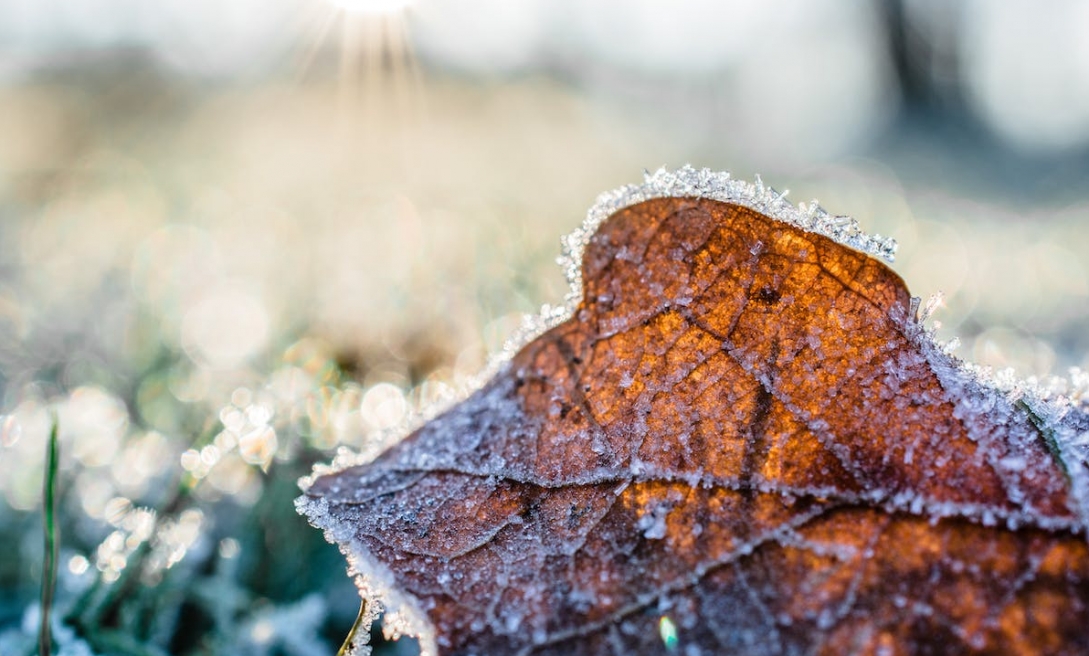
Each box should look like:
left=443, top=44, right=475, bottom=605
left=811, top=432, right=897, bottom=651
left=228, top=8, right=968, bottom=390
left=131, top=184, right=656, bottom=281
left=559, top=166, right=898, bottom=311
left=499, top=166, right=899, bottom=353
left=294, top=494, right=438, bottom=656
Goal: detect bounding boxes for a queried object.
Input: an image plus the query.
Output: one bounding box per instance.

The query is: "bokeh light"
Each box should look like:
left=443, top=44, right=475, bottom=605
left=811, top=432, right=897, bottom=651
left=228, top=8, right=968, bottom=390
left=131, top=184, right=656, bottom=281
left=961, top=0, right=1089, bottom=153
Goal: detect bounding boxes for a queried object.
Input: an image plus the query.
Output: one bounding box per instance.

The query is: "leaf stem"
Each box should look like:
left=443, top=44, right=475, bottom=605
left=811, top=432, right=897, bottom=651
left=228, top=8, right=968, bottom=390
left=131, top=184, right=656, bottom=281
left=39, top=414, right=60, bottom=656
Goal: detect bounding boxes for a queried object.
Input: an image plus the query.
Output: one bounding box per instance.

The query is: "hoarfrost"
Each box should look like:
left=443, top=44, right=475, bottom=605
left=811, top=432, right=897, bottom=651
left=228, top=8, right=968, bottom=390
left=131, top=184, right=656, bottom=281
left=295, top=495, right=438, bottom=656
left=298, top=167, right=1089, bottom=655
left=560, top=166, right=898, bottom=315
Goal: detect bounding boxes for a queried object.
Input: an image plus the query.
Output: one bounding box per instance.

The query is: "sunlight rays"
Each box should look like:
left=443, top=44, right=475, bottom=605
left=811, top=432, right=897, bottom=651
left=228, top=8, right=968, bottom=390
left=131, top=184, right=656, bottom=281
left=328, top=0, right=414, bottom=14
left=296, top=0, right=423, bottom=144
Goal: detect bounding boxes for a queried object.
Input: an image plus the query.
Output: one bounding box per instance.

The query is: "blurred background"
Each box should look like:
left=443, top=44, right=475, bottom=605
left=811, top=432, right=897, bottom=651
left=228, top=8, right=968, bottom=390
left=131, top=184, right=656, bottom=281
left=1, top=1, right=1088, bottom=654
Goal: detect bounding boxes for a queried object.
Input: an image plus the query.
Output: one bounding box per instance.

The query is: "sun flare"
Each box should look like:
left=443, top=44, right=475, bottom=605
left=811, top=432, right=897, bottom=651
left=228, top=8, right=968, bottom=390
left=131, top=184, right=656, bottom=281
left=326, top=0, right=413, bottom=15
left=298, top=0, right=422, bottom=134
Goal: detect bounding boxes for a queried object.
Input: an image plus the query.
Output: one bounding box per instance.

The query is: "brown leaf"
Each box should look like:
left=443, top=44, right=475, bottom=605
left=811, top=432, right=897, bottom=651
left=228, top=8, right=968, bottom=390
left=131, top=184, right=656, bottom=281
left=301, top=186, right=1089, bottom=655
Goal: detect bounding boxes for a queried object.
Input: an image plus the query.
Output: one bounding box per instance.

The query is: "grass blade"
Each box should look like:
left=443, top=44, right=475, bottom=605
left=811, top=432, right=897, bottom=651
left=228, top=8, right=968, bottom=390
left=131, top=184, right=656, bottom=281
left=337, top=600, right=368, bottom=656
left=39, top=414, right=59, bottom=656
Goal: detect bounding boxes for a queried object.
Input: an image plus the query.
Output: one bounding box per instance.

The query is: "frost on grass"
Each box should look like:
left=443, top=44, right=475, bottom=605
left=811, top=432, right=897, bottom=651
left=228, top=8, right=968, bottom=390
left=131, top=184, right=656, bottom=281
left=298, top=167, right=1089, bottom=656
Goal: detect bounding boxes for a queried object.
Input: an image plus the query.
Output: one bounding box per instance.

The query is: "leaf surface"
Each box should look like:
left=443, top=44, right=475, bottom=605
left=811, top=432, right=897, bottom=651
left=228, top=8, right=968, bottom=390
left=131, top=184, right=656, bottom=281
left=302, top=195, right=1089, bottom=656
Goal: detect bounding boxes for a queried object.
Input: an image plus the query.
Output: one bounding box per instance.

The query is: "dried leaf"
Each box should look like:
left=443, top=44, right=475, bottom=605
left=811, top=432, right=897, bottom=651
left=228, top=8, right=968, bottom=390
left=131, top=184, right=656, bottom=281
left=300, top=172, right=1089, bottom=656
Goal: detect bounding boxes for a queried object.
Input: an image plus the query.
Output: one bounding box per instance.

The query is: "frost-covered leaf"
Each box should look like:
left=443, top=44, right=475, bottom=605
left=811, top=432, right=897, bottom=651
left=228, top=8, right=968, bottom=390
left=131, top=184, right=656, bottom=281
left=299, top=170, right=1089, bottom=656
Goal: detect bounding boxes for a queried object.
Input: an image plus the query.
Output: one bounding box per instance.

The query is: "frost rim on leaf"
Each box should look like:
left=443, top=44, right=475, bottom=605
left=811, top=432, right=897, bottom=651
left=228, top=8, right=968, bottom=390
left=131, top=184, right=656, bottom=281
left=294, top=495, right=440, bottom=656
left=505, top=165, right=899, bottom=361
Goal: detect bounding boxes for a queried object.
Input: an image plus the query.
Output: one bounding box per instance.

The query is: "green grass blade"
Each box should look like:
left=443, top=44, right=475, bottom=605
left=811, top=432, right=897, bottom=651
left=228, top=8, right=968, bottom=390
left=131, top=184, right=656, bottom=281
left=39, top=414, right=59, bottom=656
